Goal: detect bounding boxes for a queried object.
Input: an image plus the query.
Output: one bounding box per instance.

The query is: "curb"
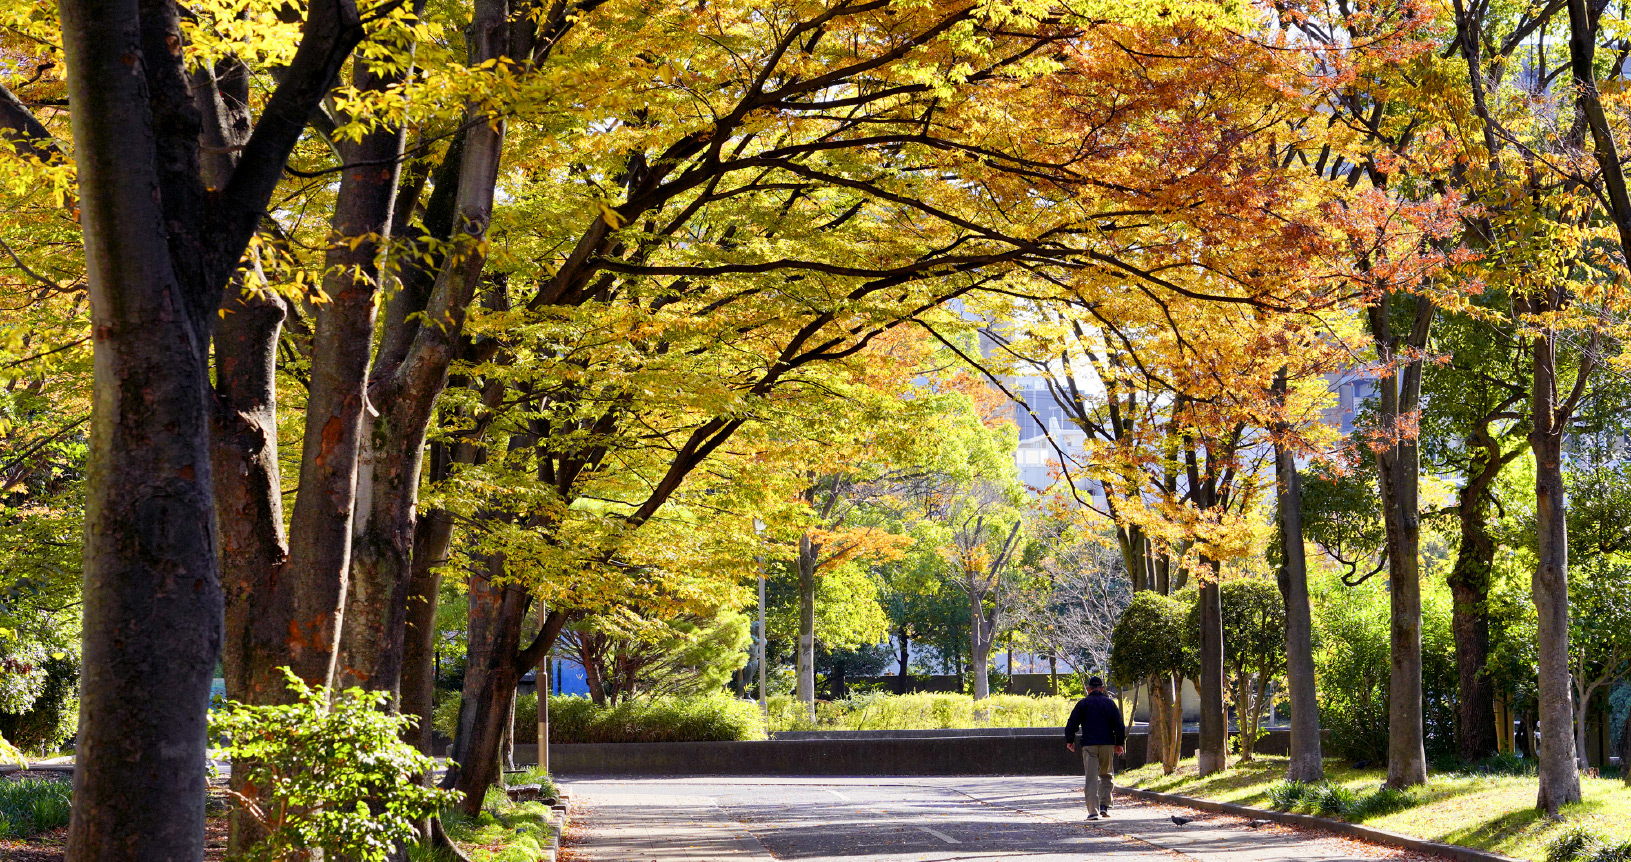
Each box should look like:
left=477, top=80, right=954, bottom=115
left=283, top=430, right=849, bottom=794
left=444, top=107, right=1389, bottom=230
left=0, top=764, right=73, bottom=774
left=1114, top=786, right=1524, bottom=862
left=545, top=789, right=572, bottom=862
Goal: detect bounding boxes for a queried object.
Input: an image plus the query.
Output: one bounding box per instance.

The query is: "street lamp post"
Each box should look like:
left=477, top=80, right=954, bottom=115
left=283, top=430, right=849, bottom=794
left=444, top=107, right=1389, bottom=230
left=754, top=517, right=767, bottom=720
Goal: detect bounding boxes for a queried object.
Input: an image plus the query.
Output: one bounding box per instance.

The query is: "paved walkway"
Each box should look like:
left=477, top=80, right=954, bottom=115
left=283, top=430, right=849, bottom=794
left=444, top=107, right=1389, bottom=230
left=562, top=777, right=1442, bottom=861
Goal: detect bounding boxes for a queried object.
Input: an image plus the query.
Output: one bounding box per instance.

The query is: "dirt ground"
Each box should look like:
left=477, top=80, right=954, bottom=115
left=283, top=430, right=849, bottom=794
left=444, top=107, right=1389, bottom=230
left=0, top=772, right=229, bottom=862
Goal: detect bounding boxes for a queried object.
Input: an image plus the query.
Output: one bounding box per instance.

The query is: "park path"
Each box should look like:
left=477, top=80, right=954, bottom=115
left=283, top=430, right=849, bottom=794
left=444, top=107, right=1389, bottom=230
left=560, top=776, right=1444, bottom=862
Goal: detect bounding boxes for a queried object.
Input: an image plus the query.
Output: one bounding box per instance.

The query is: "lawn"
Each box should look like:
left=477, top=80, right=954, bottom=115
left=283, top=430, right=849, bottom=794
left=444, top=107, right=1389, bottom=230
left=1119, top=756, right=1631, bottom=861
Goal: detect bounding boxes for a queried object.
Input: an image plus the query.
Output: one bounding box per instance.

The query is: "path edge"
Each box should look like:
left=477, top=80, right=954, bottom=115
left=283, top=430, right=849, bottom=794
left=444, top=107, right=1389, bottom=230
left=545, top=788, right=572, bottom=861
left=1114, top=786, right=1525, bottom=862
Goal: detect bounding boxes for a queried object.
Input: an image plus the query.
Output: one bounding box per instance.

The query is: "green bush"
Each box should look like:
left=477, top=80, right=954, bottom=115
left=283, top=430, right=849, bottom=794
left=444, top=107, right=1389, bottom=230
left=211, top=670, right=461, bottom=862
left=1110, top=592, right=1187, bottom=686
left=433, top=689, right=461, bottom=740
left=0, top=652, right=77, bottom=755
left=0, top=777, right=71, bottom=838
left=543, top=694, right=765, bottom=743
left=765, top=691, right=1078, bottom=732
left=1313, top=574, right=1458, bottom=763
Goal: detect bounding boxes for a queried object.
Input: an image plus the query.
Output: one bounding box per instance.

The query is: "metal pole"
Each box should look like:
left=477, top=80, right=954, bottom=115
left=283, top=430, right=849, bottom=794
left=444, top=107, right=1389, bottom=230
left=754, top=517, right=768, bottom=721
left=537, top=602, right=549, bottom=774
left=757, top=566, right=768, bottom=719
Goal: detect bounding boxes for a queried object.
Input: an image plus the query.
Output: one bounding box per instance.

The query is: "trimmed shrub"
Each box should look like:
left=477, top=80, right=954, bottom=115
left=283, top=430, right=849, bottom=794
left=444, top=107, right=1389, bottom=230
left=542, top=694, right=765, bottom=744
left=0, top=777, right=72, bottom=838
left=766, top=692, right=1078, bottom=732
left=1110, top=592, right=1187, bottom=686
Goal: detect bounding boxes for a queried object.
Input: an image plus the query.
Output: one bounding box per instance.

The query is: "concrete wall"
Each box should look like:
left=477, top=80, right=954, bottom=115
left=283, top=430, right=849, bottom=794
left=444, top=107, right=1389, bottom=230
left=533, top=728, right=1297, bottom=776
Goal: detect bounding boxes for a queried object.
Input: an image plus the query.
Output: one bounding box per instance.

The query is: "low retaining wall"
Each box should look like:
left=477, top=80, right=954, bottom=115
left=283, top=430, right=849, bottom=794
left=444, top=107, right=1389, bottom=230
left=535, top=728, right=1296, bottom=775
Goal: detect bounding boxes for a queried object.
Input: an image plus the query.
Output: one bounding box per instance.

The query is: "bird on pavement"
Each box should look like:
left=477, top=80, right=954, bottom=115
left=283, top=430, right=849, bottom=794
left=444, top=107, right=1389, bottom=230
left=1247, top=820, right=1271, bottom=828
left=1171, top=815, right=1193, bottom=826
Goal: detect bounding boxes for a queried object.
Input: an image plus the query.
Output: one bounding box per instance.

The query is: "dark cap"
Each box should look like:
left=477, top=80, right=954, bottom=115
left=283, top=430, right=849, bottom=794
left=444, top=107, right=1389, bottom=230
left=1088, top=676, right=1104, bottom=688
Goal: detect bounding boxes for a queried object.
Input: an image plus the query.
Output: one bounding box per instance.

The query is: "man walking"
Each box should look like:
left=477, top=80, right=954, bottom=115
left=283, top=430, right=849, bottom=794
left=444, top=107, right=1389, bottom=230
left=1065, top=676, right=1125, bottom=820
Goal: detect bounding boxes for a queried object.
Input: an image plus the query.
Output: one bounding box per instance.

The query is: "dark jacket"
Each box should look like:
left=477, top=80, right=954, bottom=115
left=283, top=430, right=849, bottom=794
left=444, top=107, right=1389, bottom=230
left=1065, top=690, right=1126, bottom=747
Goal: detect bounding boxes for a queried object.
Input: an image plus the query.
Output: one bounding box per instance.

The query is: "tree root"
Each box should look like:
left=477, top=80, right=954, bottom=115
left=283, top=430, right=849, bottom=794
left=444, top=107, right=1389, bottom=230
left=428, top=815, right=474, bottom=862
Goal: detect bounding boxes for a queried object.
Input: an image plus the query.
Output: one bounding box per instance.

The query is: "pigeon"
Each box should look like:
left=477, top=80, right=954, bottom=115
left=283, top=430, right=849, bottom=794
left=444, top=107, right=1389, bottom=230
left=1171, top=815, right=1193, bottom=826
left=1248, top=819, right=1271, bottom=829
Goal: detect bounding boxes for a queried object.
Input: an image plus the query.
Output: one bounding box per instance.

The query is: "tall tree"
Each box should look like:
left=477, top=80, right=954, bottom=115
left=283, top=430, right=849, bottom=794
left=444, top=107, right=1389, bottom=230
left=1272, top=370, right=1323, bottom=783
left=52, top=0, right=363, bottom=857
left=1367, top=291, right=1433, bottom=788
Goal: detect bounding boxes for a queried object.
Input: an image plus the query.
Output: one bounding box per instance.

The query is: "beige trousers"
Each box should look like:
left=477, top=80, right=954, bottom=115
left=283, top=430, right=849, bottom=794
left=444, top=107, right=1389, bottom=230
left=1082, top=744, right=1114, bottom=809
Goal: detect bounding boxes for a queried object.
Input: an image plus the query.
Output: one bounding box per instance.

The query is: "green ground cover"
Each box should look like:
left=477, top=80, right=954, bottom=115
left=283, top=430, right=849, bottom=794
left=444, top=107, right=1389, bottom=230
left=411, top=768, right=560, bottom=862
left=0, top=776, right=71, bottom=838
left=1119, top=756, right=1631, bottom=861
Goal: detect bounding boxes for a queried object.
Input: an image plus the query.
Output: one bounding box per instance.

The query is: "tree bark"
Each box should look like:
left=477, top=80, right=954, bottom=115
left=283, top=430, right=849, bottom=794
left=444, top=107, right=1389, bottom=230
left=797, top=531, right=818, bottom=710
left=57, top=0, right=360, bottom=855
left=896, top=633, right=910, bottom=694
left=1273, top=387, right=1324, bottom=783
left=1148, top=674, right=1172, bottom=772
left=1196, top=570, right=1226, bottom=775
left=212, top=281, right=291, bottom=855
left=1367, top=295, right=1431, bottom=789
left=1620, top=705, right=1631, bottom=787
left=1165, top=676, right=1183, bottom=772
left=64, top=15, right=222, bottom=851
left=197, top=59, right=294, bottom=852
left=970, top=591, right=992, bottom=701
left=288, top=52, right=413, bottom=692
left=1532, top=415, right=1582, bottom=812
left=1573, top=681, right=1598, bottom=769
left=1448, top=481, right=1499, bottom=764
left=450, top=566, right=529, bottom=815
left=400, top=442, right=456, bottom=754
left=339, top=0, right=509, bottom=694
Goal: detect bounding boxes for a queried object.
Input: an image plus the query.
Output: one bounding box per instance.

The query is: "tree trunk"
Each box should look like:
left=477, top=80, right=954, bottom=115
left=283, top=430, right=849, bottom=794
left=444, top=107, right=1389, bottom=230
left=970, top=594, right=991, bottom=701
left=1448, top=538, right=1498, bottom=764
left=1233, top=671, right=1254, bottom=761
left=1448, top=432, right=1504, bottom=764
left=451, top=572, right=529, bottom=815
left=1531, top=355, right=1582, bottom=813
left=400, top=447, right=456, bottom=754
left=1368, top=297, right=1432, bottom=789
left=896, top=634, right=910, bottom=694
left=1574, top=682, right=1593, bottom=769
left=1197, top=572, right=1227, bottom=775
left=797, top=532, right=818, bottom=710
left=1273, top=409, right=1324, bottom=783
left=338, top=0, right=508, bottom=694
left=501, top=694, right=516, bottom=775
left=286, top=54, right=412, bottom=693
left=63, top=24, right=223, bottom=851
left=212, top=279, right=293, bottom=855
left=1148, top=674, right=1172, bottom=772
left=1619, top=705, right=1631, bottom=787
left=1165, top=677, right=1183, bottom=772
left=59, top=5, right=222, bottom=854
